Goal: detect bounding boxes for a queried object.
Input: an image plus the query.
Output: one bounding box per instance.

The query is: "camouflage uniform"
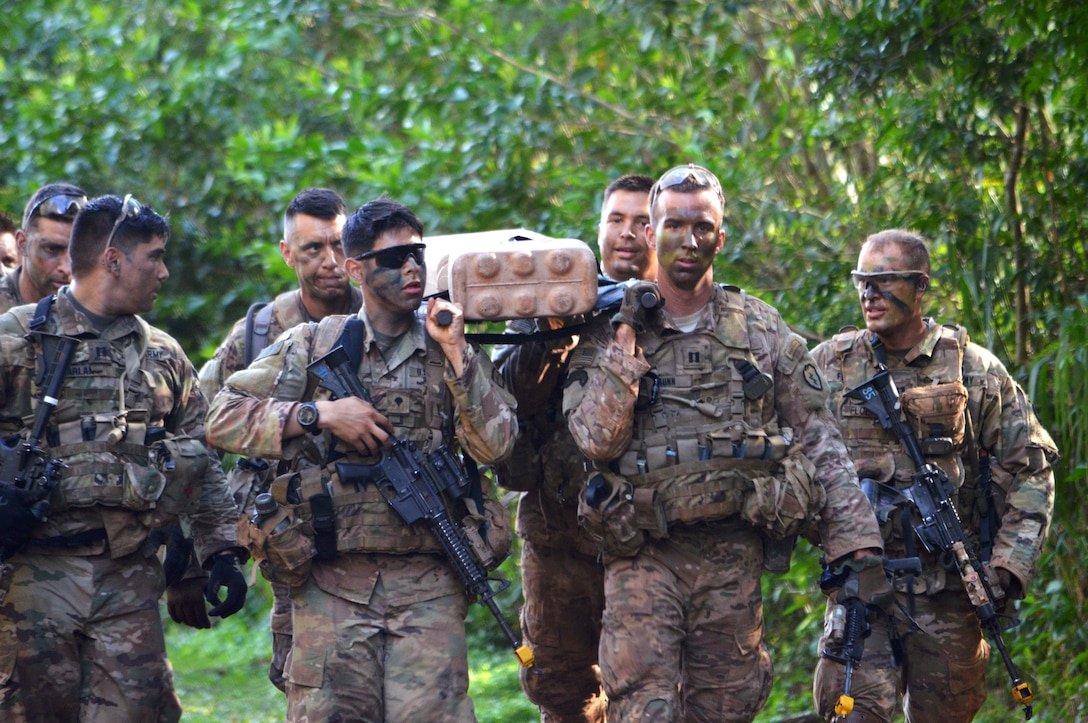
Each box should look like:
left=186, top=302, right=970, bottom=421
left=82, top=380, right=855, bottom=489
left=199, top=285, right=362, bottom=656
left=0, top=291, right=243, bottom=722
left=811, top=322, right=1057, bottom=723
left=563, top=285, right=883, bottom=722
left=493, top=319, right=606, bottom=723
left=205, top=305, right=517, bottom=723
left=0, top=266, right=27, bottom=312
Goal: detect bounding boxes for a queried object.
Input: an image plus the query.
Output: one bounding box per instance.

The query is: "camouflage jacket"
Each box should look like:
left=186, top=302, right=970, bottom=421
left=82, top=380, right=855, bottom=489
left=812, top=322, right=1057, bottom=593
left=205, top=305, right=517, bottom=603
left=563, top=284, right=882, bottom=562
left=198, top=286, right=363, bottom=400
left=493, top=318, right=597, bottom=555
left=0, top=266, right=27, bottom=313
left=0, top=291, right=241, bottom=564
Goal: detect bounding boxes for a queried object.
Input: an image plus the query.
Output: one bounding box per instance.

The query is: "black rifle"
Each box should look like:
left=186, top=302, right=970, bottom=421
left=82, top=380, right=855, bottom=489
left=819, top=555, right=922, bottom=719
left=0, top=332, right=80, bottom=601
left=307, top=345, right=534, bottom=667
left=845, top=369, right=1034, bottom=719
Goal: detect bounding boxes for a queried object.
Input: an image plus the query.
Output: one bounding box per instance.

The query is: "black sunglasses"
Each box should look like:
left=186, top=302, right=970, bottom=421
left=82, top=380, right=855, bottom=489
left=651, top=164, right=724, bottom=207
left=105, top=194, right=143, bottom=250
left=353, top=243, right=426, bottom=269
left=24, top=193, right=88, bottom=226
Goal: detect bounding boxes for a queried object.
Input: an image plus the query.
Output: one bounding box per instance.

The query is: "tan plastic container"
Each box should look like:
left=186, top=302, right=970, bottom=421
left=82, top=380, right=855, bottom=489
left=444, top=232, right=598, bottom=321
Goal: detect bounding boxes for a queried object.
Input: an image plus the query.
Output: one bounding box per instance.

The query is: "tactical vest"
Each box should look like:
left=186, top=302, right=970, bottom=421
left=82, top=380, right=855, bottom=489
left=614, top=287, right=798, bottom=525
left=826, top=324, right=970, bottom=492
left=271, top=312, right=457, bottom=556
left=14, top=302, right=205, bottom=547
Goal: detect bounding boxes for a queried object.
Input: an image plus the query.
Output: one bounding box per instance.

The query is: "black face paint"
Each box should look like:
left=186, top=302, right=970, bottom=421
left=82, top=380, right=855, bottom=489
left=861, top=281, right=912, bottom=312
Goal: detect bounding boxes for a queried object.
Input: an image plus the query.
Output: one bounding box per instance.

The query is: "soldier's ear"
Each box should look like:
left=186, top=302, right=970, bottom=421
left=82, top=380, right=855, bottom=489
left=916, top=275, right=929, bottom=294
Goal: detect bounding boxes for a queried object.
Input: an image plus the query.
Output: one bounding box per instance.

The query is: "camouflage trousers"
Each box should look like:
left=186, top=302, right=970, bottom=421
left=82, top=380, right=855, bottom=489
left=599, top=520, right=772, bottom=722
left=284, top=574, right=475, bottom=722
left=0, top=548, right=181, bottom=722
left=813, top=589, right=990, bottom=722
left=519, top=537, right=606, bottom=723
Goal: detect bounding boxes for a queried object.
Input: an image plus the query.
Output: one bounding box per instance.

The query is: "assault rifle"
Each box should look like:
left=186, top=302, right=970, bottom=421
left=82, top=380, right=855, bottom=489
left=307, top=345, right=534, bottom=668
left=0, top=332, right=80, bottom=602
left=820, top=555, right=922, bottom=718
left=845, top=369, right=1034, bottom=719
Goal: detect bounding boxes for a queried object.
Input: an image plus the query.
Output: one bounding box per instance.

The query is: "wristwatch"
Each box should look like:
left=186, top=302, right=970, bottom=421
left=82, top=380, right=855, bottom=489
left=296, top=401, right=321, bottom=435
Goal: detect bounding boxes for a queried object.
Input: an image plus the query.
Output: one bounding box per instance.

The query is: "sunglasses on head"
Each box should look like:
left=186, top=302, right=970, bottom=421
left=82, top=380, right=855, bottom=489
left=353, top=243, right=426, bottom=269
left=25, top=193, right=88, bottom=226
left=652, top=164, right=723, bottom=205
left=105, top=194, right=143, bottom=250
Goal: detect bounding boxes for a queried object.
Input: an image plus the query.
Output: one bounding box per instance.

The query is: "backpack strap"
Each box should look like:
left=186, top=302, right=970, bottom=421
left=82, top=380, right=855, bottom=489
left=243, top=301, right=273, bottom=366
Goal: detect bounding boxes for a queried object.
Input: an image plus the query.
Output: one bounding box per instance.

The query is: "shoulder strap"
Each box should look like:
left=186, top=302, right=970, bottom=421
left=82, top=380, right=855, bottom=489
left=243, top=301, right=273, bottom=366
left=30, top=294, right=57, bottom=331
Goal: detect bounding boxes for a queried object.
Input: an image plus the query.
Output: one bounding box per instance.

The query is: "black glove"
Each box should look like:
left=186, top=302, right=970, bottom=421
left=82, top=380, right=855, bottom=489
left=824, top=553, right=894, bottom=612
left=149, top=526, right=194, bottom=587
left=269, top=632, right=292, bottom=693
left=167, top=575, right=212, bottom=629
left=0, top=486, right=48, bottom=555
left=205, top=553, right=247, bottom=618
left=610, top=280, right=660, bottom=332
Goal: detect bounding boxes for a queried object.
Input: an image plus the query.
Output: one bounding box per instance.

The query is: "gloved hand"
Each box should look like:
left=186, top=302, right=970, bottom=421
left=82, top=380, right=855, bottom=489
left=997, top=567, right=1023, bottom=602
left=0, top=486, right=47, bottom=555
left=205, top=553, right=247, bottom=618
left=829, top=553, right=894, bottom=612
left=166, top=575, right=212, bottom=629
left=269, top=632, right=292, bottom=692
left=610, top=280, right=660, bottom=332
left=148, top=526, right=194, bottom=587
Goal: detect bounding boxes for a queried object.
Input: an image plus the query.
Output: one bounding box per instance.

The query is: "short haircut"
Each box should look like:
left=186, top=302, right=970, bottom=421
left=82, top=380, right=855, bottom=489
left=284, top=187, right=347, bottom=236
left=69, top=195, right=170, bottom=277
left=603, top=174, right=655, bottom=205
left=0, top=211, right=15, bottom=236
left=21, top=182, right=88, bottom=231
left=341, top=198, right=424, bottom=258
left=862, top=229, right=931, bottom=275
left=649, top=164, right=724, bottom=223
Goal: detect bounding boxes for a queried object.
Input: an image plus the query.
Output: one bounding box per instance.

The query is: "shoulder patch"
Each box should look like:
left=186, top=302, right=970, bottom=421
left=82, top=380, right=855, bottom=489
left=802, top=362, right=824, bottom=391
left=256, top=339, right=285, bottom=361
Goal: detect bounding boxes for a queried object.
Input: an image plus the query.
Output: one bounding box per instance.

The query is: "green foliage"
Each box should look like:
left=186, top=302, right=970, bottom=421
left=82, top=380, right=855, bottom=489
left=6, top=0, right=1088, bottom=717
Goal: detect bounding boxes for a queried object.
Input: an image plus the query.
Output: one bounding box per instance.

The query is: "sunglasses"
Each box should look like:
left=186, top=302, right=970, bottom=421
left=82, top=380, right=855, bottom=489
left=850, top=271, right=926, bottom=291
left=105, top=194, right=143, bottom=250
left=353, top=243, right=426, bottom=269
left=651, top=164, right=723, bottom=206
left=24, top=193, right=88, bottom=226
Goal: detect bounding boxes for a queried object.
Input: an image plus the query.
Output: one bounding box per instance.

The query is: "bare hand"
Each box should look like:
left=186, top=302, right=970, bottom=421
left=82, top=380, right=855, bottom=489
left=321, top=396, right=395, bottom=456
left=427, top=298, right=468, bottom=374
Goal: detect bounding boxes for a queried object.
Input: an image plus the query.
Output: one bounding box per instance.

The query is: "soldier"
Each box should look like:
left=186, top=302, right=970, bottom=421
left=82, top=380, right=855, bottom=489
left=0, top=211, right=17, bottom=275
left=205, top=198, right=517, bottom=721
left=0, top=194, right=248, bottom=721
left=0, top=182, right=86, bottom=310
left=198, top=186, right=360, bottom=689
left=811, top=229, right=1057, bottom=723
left=563, top=164, right=884, bottom=722
left=494, top=173, right=655, bottom=722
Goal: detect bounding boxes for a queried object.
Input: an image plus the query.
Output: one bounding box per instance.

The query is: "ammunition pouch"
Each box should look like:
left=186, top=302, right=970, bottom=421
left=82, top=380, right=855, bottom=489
left=147, top=435, right=208, bottom=525
left=238, top=504, right=315, bottom=588
left=740, top=449, right=823, bottom=539
left=899, top=381, right=968, bottom=457
left=461, top=497, right=513, bottom=571
left=577, top=472, right=667, bottom=557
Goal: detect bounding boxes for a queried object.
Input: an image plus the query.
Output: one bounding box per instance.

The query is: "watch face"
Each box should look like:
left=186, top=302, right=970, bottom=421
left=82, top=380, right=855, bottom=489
left=297, top=402, right=319, bottom=429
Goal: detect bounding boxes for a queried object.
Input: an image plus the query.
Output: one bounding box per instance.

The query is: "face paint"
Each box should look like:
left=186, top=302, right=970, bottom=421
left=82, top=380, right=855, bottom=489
left=855, top=241, right=927, bottom=349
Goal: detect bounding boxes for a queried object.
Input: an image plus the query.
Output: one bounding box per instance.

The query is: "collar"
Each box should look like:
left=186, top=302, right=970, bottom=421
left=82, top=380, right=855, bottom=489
left=356, top=305, right=428, bottom=371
